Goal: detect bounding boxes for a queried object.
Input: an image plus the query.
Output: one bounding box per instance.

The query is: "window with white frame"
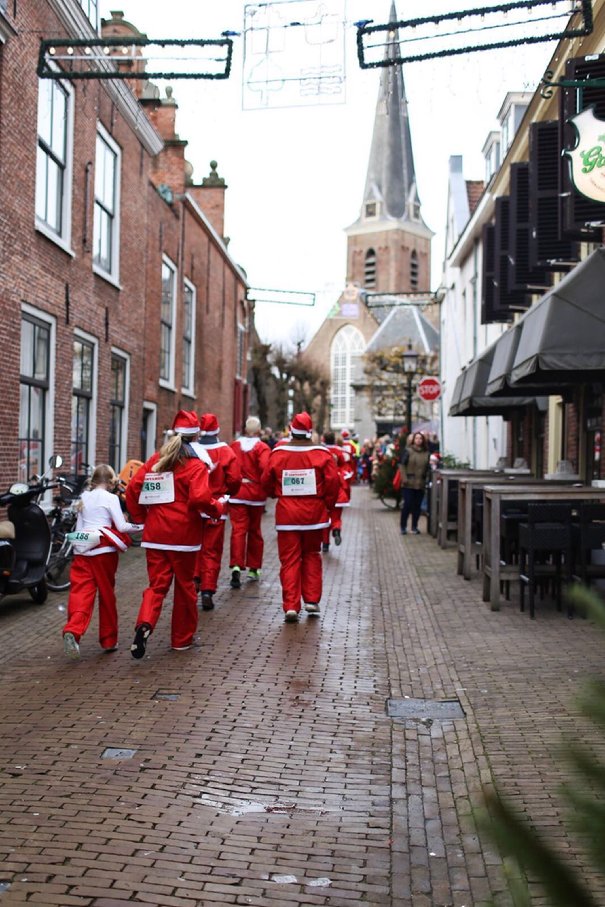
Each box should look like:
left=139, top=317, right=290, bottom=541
left=72, top=337, right=95, bottom=473
left=109, top=352, right=128, bottom=470
left=93, top=126, right=120, bottom=280
left=78, top=0, right=99, bottom=29
left=19, top=314, right=52, bottom=482
left=330, top=325, right=365, bottom=428
left=35, top=76, right=73, bottom=243
left=182, top=279, right=196, bottom=394
left=160, top=256, right=177, bottom=386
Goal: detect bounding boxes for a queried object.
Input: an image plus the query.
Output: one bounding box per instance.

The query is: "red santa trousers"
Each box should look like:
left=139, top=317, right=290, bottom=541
left=62, top=552, right=119, bottom=649
left=136, top=548, right=198, bottom=649
left=229, top=503, right=264, bottom=570
left=322, top=505, right=343, bottom=544
left=195, top=519, right=225, bottom=592
left=277, top=529, right=323, bottom=612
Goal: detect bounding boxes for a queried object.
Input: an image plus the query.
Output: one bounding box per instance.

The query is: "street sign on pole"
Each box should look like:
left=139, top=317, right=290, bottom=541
left=417, top=376, right=441, bottom=402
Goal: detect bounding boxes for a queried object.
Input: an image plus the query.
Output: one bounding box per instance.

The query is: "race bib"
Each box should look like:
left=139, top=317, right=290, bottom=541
left=282, top=468, right=317, bottom=496
left=66, top=530, right=102, bottom=553
left=138, top=471, right=175, bottom=505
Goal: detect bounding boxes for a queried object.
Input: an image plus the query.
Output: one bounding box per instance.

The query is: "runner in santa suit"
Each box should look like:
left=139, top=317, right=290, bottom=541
left=340, top=428, right=358, bottom=488
left=191, top=412, right=241, bottom=611
left=125, top=410, right=224, bottom=659
left=228, top=416, right=271, bottom=588
left=320, top=430, right=352, bottom=553
left=261, top=412, right=340, bottom=622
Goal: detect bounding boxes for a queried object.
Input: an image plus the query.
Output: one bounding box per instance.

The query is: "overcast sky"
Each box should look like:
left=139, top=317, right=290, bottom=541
left=99, top=1, right=559, bottom=347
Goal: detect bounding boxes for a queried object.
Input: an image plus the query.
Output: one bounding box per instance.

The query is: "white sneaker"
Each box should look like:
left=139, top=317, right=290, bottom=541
left=63, top=632, right=80, bottom=659
left=284, top=610, right=299, bottom=623
left=305, top=603, right=320, bottom=615
left=172, top=644, right=192, bottom=651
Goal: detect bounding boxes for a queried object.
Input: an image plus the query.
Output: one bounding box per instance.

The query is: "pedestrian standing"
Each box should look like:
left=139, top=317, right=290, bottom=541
left=228, top=416, right=271, bottom=588
left=399, top=431, right=430, bottom=535
left=261, top=412, right=340, bottom=622
left=62, top=464, right=141, bottom=659
left=191, top=412, right=241, bottom=611
left=125, top=410, right=224, bottom=659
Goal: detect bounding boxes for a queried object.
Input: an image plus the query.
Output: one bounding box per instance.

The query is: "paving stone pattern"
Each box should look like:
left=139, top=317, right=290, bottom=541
left=0, top=488, right=602, bottom=905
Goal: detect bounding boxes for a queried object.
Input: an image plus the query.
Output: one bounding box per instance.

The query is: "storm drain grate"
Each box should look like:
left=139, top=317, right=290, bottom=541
left=387, top=698, right=465, bottom=719
left=153, top=691, right=180, bottom=701
left=101, top=747, right=138, bottom=759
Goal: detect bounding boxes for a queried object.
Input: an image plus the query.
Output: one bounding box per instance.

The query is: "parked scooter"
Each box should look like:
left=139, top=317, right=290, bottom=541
left=0, top=455, right=63, bottom=604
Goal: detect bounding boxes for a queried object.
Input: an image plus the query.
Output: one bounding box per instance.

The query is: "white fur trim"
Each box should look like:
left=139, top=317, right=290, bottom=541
left=189, top=441, right=215, bottom=470
left=100, top=527, right=128, bottom=551
left=142, top=542, right=201, bottom=551
left=271, top=445, right=326, bottom=453
left=238, top=436, right=260, bottom=452
left=200, top=429, right=220, bottom=436
left=275, top=521, right=330, bottom=531
left=82, top=546, right=116, bottom=556
left=229, top=497, right=266, bottom=506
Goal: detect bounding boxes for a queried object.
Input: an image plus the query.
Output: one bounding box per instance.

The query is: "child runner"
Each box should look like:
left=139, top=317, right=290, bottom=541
left=62, top=464, right=141, bottom=659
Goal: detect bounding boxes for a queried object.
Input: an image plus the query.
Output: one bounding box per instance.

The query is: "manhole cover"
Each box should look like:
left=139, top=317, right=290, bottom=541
left=153, top=691, right=180, bottom=701
left=387, top=698, right=465, bottom=719
left=101, top=747, right=137, bottom=759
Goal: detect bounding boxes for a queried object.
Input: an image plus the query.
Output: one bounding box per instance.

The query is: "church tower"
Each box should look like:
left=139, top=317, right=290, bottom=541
left=345, top=2, right=433, bottom=294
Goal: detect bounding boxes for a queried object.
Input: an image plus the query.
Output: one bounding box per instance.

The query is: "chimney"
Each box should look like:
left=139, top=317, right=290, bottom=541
left=141, top=86, right=187, bottom=197
left=188, top=161, right=227, bottom=238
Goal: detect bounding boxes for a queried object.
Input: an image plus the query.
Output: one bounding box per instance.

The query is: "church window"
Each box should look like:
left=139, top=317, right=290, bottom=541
left=410, top=249, right=419, bottom=290
left=365, top=201, right=377, bottom=218
left=364, top=249, right=377, bottom=288
left=330, top=325, right=365, bottom=429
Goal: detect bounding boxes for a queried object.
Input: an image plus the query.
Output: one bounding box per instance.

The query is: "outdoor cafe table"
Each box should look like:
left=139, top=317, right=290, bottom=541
left=481, top=484, right=605, bottom=610
left=434, top=469, right=499, bottom=548
left=456, top=476, right=579, bottom=581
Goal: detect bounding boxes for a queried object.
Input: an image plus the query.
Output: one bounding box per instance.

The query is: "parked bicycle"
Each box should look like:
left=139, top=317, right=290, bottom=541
left=45, top=471, right=89, bottom=592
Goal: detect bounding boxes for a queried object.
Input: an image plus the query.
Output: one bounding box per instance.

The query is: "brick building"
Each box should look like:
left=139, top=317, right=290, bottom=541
left=0, top=1, right=250, bottom=486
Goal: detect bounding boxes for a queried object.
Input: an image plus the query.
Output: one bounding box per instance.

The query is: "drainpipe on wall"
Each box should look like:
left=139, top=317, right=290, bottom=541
left=472, top=240, right=479, bottom=467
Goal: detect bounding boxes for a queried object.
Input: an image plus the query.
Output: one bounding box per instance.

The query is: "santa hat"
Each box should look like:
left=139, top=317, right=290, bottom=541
left=171, top=410, right=200, bottom=436
left=199, top=413, right=220, bottom=436
left=341, top=428, right=350, bottom=439
left=290, top=412, right=312, bottom=439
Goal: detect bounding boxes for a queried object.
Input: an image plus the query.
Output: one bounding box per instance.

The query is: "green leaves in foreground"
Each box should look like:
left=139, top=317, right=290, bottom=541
left=477, top=585, right=605, bottom=907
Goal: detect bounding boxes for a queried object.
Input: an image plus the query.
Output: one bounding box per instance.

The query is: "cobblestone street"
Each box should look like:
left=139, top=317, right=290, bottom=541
left=0, top=486, right=603, bottom=906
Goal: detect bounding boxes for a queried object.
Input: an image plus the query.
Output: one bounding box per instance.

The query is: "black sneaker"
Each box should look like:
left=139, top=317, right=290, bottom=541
left=333, top=529, right=341, bottom=546
left=230, top=568, right=241, bottom=589
left=412, top=528, right=421, bottom=535
left=201, top=592, right=214, bottom=611
left=131, top=623, right=152, bottom=659
left=321, top=542, right=329, bottom=553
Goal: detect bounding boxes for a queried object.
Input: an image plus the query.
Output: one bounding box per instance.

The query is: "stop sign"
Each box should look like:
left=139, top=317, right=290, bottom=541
left=417, top=376, right=441, bottom=401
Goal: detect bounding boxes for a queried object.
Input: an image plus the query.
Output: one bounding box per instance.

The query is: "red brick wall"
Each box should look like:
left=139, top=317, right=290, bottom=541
left=0, top=1, right=250, bottom=487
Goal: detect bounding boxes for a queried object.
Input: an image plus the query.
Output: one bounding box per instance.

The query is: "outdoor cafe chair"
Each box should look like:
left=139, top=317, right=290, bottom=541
left=518, top=503, right=574, bottom=619
left=572, top=502, right=605, bottom=590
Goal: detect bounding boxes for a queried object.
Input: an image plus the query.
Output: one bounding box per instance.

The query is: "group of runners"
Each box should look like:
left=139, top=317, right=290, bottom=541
left=61, top=409, right=357, bottom=660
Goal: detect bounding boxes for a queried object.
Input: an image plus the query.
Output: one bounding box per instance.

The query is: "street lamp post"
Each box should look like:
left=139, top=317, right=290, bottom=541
left=403, top=344, right=419, bottom=435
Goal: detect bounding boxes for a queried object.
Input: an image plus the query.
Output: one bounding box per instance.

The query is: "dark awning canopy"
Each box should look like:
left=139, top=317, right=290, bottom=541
left=509, top=247, right=605, bottom=390
left=449, top=342, right=547, bottom=417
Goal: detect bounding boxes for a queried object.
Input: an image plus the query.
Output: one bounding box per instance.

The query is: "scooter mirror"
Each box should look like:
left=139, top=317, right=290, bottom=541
left=49, top=455, right=63, bottom=469
left=9, top=483, right=29, bottom=495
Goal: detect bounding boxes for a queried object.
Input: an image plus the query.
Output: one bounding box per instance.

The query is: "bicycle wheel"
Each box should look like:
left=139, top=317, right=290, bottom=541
left=379, top=494, right=400, bottom=510
left=46, top=540, right=73, bottom=591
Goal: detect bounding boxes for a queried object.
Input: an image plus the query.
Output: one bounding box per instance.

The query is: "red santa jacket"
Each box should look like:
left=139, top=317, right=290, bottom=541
left=325, top=444, right=352, bottom=506
left=191, top=440, right=242, bottom=520
left=261, top=442, right=340, bottom=530
left=126, top=451, right=224, bottom=551
left=229, top=436, right=271, bottom=506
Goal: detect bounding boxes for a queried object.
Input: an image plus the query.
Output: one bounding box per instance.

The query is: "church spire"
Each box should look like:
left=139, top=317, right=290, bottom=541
left=361, top=2, right=421, bottom=223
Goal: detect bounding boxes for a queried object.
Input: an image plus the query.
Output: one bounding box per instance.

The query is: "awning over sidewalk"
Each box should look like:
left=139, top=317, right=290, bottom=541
left=449, top=343, right=546, bottom=417
left=508, top=247, right=605, bottom=390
